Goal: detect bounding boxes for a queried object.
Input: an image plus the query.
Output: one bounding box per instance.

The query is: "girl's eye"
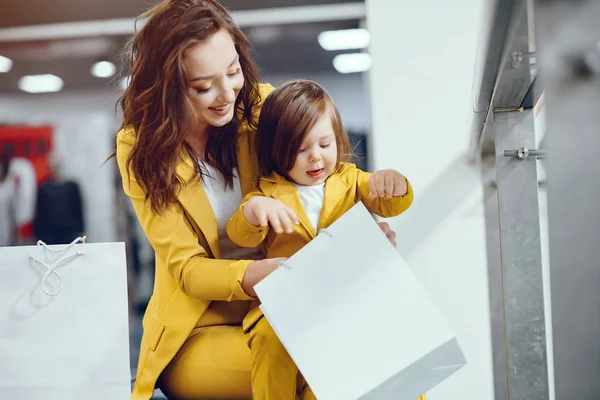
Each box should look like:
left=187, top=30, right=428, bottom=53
left=320, top=142, right=332, bottom=148
left=299, top=148, right=307, bottom=153
left=195, top=87, right=211, bottom=94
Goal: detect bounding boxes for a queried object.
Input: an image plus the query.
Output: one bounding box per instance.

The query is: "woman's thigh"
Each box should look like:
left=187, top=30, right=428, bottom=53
left=158, top=325, right=252, bottom=400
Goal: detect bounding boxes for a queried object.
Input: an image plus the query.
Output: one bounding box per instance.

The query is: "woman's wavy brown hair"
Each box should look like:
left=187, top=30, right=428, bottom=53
left=119, top=0, right=261, bottom=214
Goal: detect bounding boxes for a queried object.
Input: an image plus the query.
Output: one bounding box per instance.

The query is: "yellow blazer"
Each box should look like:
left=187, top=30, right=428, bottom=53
left=226, top=163, right=413, bottom=330
left=227, top=163, right=413, bottom=257
left=116, top=83, right=274, bottom=400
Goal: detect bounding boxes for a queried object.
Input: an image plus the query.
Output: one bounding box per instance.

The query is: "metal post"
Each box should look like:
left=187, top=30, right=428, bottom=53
left=494, top=109, right=549, bottom=399
left=536, top=1, right=600, bottom=398
left=475, top=0, right=551, bottom=396
left=482, top=160, right=510, bottom=400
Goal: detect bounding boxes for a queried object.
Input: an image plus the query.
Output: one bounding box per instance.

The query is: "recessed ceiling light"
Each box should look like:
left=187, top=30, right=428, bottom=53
left=0, top=55, right=13, bottom=73
left=18, top=74, right=64, bottom=93
left=247, top=26, right=282, bottom=45
left=333, top=53, right=372, bottom=74
left=318, top=28, right=370, bottom=51
left=91, top=61, right=116, bottom=78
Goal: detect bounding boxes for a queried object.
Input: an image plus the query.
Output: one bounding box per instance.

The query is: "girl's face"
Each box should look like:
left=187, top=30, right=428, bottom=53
left=184, top=29, right=245, bottom=131
left=288, top=114, right=338, bottom=186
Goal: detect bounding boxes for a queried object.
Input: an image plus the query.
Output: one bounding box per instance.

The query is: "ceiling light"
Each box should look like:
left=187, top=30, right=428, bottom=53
left=318, top=28, right=370, bottom=51
left=91, top=61, right=116, bottom=78
left=19, top=74, right=64, bottom=93
left=333, top=53, right=372, bottom=74
left=0, top=55, right=13, bottom=73
left=247, top=26, right=282, bottom=45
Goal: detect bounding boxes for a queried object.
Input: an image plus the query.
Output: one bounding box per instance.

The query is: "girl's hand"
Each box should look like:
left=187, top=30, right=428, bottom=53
left=368, top=169, right=407, bottom=199
left=243, top=196, right=299, bottom=234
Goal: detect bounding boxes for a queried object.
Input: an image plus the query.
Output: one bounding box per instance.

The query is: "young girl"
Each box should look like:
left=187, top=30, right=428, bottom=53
left=226, top=80, right=424, bottom=400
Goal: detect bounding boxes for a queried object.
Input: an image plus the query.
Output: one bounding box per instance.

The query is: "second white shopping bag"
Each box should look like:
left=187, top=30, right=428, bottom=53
left=254, top=202, right=466, bottom=400
left=0, top=239, right=131, bottom=400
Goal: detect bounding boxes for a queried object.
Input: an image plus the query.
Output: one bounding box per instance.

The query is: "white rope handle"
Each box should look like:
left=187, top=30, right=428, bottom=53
left=29, top=236, right=86, bottom=296
left=36, top=236, right=86, bottom=253
left=30, top=251, right=84, bottom=296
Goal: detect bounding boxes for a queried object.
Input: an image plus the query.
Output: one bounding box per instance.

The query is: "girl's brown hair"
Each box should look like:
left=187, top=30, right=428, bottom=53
left=255, top=80, right=351, bottom=182
left=119, top=0, right=261, bottom=214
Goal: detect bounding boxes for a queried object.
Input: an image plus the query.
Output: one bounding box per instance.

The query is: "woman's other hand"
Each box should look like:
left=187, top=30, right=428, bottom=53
left=378, top=221, right=397, bottom=247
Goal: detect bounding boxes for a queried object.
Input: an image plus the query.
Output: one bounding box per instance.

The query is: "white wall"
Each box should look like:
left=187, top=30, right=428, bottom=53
left=365, top=0, right=493, bottom=399
left=263, top=72, right=370, bottom=133
left=0, top=90, right=121, bottom=243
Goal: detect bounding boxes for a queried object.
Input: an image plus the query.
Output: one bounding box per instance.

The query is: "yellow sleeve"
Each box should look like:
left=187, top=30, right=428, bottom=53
left=355, top=167, right=414, bottom=218
left=226, top=191, right=269, bottom=248
left=116, top=129, right=254, bottom=301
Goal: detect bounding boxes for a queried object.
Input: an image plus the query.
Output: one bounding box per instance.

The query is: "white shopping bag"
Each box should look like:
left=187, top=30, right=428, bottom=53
left=0, top=239, right=131, bottom=400
left=255, top=203, right=466, bottom=400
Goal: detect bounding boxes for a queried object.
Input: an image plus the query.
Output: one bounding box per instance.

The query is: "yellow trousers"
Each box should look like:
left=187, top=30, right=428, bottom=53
left=246, top=317, right=427, bottom=400
left=246, top=316, right=314, bottom=400
left=159, top=317, right=426, bottom=400
left=158, top=323, right=314, bottom=400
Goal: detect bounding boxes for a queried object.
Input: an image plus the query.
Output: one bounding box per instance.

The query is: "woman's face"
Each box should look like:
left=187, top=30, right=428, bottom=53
left=184, top=29, right=245, bottom=130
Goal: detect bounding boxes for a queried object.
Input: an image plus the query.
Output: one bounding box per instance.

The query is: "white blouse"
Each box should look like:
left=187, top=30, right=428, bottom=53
left=200, top=163, right=262, bottom=260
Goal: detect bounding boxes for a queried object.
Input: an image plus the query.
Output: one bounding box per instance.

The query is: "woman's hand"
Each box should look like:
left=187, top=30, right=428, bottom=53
left=378, top=221, right=397, bottom=247
left=368, top=169, right=408, bottom=199
left=243, top=196, right=299, bottom=234
left=242, top=257, right=287, bottom=297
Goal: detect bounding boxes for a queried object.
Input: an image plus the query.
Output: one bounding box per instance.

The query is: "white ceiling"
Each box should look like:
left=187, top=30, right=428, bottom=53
left=1, top=0, right=361, bottom=28
left=0, top=1, right=364, bottom=94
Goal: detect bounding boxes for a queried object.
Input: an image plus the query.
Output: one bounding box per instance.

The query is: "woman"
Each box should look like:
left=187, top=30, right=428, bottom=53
left=116, top=1, right=398, bottom=399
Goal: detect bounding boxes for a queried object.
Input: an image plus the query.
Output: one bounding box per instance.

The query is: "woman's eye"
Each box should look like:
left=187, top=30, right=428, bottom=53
left=228, top=68, right=242, bottom=77
left=320, top=142, right=332, bottom=148
left=195, top=87, right=211, bottom=94
left=299, top=148, right=307, bottom=153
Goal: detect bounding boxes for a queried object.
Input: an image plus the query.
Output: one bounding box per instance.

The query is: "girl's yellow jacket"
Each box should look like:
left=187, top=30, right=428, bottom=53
left=226, top=163, right=414, bottom=331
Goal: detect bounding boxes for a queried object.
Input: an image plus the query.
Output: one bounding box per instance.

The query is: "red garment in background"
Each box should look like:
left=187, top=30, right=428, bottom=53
left=0, top=125, right=53, bottom=238
left=0, top=125, right=53, bottom=184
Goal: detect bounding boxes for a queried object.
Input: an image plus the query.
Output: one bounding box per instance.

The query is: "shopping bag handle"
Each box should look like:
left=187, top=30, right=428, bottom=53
left=35, top=236, right=87, bottom=252
left=29, top=236, right=86, bottom=296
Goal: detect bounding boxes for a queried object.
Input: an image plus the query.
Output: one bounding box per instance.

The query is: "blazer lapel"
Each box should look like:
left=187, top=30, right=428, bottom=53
left=319, top=173, right=351, bottom=232
left=260, top=174, right=316, bottom=239
left=176, top=151, right=221, bottom=259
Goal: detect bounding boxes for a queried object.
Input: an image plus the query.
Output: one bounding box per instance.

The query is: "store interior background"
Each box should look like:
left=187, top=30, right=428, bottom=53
left=0, top=1, right=547, bottom=399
